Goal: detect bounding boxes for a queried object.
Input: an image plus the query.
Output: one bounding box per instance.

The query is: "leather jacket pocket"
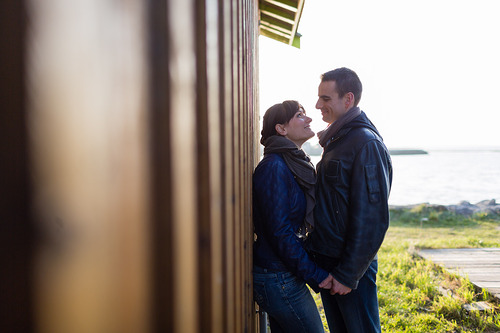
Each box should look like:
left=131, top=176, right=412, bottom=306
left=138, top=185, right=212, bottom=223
left=325, top=160, right=341, bottom=183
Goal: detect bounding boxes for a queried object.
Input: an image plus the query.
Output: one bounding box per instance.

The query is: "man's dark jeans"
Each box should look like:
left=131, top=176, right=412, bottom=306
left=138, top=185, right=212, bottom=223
left=320, top=260, right=381, bottom=333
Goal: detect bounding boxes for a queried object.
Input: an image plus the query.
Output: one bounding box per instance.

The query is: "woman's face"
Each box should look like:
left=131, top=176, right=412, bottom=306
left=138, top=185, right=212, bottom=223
left=280, top=108, right=314, bottom=147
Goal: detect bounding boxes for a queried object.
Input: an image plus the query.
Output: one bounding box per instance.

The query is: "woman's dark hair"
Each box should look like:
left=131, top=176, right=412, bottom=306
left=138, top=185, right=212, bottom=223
left=260, top=100, right=302, bottom=144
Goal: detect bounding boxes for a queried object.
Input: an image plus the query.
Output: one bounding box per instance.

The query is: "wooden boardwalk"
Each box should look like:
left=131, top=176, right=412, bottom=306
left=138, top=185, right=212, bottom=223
left=417, top=248, right=500, bottom=300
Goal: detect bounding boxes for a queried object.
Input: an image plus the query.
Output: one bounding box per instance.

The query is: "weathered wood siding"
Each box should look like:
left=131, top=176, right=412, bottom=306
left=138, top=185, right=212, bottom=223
left=1, top=0, right=259, bottom=332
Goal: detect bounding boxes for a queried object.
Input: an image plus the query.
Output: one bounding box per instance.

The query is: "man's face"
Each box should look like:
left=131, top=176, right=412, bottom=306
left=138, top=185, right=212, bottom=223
left=316, top=80, right=349, bottom=124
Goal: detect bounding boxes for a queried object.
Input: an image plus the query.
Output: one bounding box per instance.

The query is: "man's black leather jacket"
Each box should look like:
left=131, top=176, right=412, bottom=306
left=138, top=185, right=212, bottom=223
left=253, top=153, right=329, bottom=291
left=306, top=112, right=393, bottom=289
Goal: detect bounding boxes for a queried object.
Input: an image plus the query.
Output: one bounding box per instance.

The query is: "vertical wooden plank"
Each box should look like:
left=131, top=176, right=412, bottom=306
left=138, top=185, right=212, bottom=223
left=242, top=2, right=250, bottom=329
left=205, top=0, right=225, bottom=331
left=0, top=2, right=34, bottom=332
left=27, top=0, right=150, bottom=332
left=239, top=2, right=247, bottom=328
left=248, top=3, right=260, bottom=330
left=233, top=0, right=243, bottom=330
left=248, top=1, right=255, bottom=328
left=148, top=0, right=173, bottom=331
left=243, top=2, right=250, bottom=328
left=166, top=0, right=199, bottom=332
left=195, top=1, right=211, bottom=331
left=219, top=1, right=236, bottom=331
left=194, top=0, right=212, bottom=328
left=194, top=0, right=224, bottom=331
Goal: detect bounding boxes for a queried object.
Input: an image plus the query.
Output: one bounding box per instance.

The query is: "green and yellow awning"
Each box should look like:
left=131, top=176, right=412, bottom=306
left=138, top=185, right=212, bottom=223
left=259, top=0, right=305, bottom=48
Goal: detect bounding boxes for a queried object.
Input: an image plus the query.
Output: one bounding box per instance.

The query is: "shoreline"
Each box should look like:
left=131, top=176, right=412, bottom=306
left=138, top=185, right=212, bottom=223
left=390, top=199, right=500, bottom=216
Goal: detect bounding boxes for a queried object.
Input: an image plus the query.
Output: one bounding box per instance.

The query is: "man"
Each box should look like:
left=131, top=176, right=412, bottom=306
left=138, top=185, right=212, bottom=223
left=308, top=67, right=393, bottom=332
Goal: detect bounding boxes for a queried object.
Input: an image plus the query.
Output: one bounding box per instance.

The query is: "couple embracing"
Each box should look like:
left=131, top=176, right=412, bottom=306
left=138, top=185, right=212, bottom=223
left=253, top=67, right=393, bottom=333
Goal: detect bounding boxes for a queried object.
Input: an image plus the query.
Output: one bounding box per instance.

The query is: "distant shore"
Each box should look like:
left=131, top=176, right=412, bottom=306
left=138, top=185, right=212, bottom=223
left=389, top=149, right=427, bottom=155
left=390, top=199, right=500, bottom=216
left=302, top=142, right=429, bottom=156
left=303, top=145, right=500, bottom=157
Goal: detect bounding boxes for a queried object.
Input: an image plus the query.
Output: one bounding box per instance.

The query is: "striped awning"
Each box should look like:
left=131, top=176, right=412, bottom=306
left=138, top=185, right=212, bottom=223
left=258, top=0, right=305, bottom=48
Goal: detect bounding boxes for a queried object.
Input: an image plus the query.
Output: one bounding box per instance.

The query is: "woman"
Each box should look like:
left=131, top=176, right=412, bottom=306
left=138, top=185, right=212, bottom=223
left=253, top=100, right=332, bottom=333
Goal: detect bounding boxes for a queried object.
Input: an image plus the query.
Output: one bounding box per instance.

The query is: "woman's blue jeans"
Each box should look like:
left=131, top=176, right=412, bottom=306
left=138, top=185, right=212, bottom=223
left=253, top=266, right=324, bottom=333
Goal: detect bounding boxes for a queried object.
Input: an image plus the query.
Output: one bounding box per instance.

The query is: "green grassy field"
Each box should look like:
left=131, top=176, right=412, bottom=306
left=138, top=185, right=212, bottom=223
left=314, top=205, right=500, bottom=332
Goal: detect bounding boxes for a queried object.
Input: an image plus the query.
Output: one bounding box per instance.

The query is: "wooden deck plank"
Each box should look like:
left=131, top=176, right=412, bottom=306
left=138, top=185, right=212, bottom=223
left=417, top=248, right=500, bottom=300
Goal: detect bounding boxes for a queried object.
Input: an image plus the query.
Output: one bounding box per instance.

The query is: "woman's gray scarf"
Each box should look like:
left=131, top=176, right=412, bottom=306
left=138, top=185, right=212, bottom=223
left=317, top=106, right=361, bottom=147
left=262, top=135, right=316, bottom=237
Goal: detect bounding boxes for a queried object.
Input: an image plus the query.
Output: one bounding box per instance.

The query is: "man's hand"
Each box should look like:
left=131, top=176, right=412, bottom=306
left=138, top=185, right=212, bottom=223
left=319, top=274, right=334, bottom=290
left=330, top=277, right=352, bottom=295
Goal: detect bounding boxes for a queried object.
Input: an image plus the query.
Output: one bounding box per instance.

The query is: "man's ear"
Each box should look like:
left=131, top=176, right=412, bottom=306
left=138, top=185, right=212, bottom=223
left=275, top=123, right=287, bottom=136
left=344, top=92, right=355, bottom=108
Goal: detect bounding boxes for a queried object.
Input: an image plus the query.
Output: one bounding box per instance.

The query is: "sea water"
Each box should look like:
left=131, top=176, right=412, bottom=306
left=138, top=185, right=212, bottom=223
left=310, top=149, right=500, bottom=206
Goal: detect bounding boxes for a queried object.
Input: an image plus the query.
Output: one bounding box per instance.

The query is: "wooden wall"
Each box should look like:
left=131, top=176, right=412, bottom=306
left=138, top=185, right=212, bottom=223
left=0, top=0, right=259, bottom=332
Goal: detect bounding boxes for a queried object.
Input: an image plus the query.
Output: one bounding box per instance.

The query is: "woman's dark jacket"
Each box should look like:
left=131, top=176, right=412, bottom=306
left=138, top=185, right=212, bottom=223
left=253, top=153, right=329, bottom=292
left=306, top=112, right=393, bottom=290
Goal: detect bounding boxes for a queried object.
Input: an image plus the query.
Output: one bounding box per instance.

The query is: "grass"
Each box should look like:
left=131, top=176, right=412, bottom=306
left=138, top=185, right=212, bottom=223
left=313, top=205, right=500, bottom=332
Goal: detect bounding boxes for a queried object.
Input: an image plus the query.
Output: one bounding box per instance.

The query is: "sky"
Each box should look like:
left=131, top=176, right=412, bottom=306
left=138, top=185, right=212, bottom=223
left=258, top=0, right=500, bottom=149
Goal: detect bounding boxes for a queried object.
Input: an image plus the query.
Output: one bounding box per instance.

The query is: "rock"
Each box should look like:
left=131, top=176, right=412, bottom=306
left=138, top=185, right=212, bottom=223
left=390, top=199, right=500, bottom=217
left=451, top=206, right=474, bottom=216
left=477, top=199, right=496, bottom=206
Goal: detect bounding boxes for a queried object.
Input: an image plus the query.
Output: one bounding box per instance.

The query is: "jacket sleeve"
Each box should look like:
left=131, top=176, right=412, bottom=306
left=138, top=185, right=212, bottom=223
left=332, top=140, right=392, bottom=289
left=254, top=158, right=329, bottom=291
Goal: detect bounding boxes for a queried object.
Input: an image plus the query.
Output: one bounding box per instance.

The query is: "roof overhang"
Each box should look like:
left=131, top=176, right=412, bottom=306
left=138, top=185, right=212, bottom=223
left=258, top=0, right=305, bottom=48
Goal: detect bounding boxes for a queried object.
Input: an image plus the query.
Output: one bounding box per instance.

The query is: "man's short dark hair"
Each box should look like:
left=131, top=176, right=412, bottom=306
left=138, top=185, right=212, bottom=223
left=321, top=67, right=362, bottom=106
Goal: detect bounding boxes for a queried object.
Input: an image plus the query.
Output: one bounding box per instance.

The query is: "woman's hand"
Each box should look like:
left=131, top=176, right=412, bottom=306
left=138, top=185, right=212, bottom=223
left=319, top=274, right=334, bottom=290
